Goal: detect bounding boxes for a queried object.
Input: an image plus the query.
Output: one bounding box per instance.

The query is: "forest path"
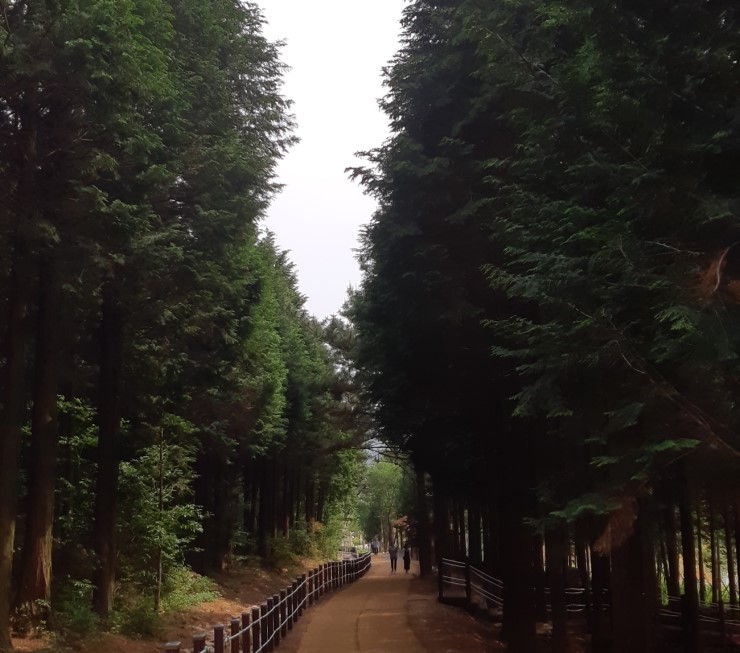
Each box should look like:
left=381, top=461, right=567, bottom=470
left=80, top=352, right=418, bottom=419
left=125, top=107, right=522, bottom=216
left=280, top=553, right=495, bottom=653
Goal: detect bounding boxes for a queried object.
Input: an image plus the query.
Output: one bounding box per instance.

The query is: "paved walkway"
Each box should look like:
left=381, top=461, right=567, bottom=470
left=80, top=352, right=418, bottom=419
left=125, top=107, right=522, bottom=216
left=281, top=554, right=493, bottom=653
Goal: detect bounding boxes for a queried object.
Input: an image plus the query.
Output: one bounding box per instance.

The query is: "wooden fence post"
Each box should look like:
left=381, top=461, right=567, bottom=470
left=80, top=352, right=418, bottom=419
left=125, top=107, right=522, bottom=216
left=213, top=624, right=224, bottom=653
left=299, top=573, right=307, bottom=615
left=280, top=589, right=288, bottom=637
left=319, top=564, right=325, bottom=597
left=308, top=569, right=314, bottom=606
left=266, top=596, right=275, bottom=651
left=290, top=579, right=298, bottom=628
left=261, top=601, right=269, bottom=653
left=253, top=605, right=262, bottom=653
left=163, top=642, right=181, bottom=652
left=287, top=583, right=293, bottom=630
left=192, top=634, right=206, bottom=653
left=273, top=593, right=281, bottom=646
left=230, top=618, right=240, bottom=653
left=242, top=611, right=252, bottom=653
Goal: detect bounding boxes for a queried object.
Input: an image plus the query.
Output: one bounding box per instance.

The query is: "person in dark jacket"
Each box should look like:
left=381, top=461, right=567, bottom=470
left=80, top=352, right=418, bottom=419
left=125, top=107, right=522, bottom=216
left=403, top=544, right=411, bottom=573
left=388, top=541, right=399, bottom=573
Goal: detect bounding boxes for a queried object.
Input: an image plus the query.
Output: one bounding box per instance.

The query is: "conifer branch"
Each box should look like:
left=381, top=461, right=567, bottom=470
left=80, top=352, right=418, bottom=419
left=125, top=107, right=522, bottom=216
left=0, top=0, right=10, bottom=37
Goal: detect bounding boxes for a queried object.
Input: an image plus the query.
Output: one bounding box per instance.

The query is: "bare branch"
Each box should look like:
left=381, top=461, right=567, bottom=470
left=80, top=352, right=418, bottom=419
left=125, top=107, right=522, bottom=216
left=713, top=242, right=739, bottom=293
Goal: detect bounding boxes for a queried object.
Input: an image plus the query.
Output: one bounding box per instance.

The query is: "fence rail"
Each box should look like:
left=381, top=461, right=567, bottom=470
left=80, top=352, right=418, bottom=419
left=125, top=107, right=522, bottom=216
left=439, top=557, right=740, bottom=648
left=438, top=557, right=592, bottom=613
left=163, top=553, right=372, bottom=653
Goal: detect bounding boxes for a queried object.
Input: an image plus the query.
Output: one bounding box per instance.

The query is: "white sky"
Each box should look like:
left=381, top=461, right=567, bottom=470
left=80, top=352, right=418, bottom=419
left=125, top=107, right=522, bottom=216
left=258, top=1, right=405, bottom=319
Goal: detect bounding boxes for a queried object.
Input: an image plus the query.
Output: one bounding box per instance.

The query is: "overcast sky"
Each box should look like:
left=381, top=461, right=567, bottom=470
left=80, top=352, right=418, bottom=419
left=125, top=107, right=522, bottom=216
left=258, top=1, right=405, bottom=319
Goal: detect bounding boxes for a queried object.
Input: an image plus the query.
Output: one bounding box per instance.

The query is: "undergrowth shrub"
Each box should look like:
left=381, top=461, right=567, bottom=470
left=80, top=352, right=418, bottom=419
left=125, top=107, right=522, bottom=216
left=111, top=592, right=160, bottom=638
left=161, top=566, right=219, bottom=612
left=54, top=579, right=98, bottom=637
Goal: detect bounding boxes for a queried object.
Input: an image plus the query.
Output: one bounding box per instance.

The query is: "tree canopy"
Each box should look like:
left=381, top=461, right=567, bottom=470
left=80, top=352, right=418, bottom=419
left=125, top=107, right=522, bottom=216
left=350, top=1, right=740, bottom=651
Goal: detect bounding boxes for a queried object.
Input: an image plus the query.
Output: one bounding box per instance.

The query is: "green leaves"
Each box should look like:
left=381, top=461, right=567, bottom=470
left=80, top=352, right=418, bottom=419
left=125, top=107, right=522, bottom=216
left=352, top=0, right=740, bottom=539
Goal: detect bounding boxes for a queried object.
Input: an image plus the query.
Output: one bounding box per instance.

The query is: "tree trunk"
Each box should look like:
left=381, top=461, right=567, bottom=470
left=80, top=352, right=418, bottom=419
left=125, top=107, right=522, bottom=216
left=316, top=483, right=325, bottom=524
left=500, top=425, right=536, bottom=653
left=500, top=502, right=536, bottom=652
left=724, top=504, right=737, bottom=605
left=17, top=256, right=61, bottom=624
left=243, top=458, right=256, bottom=535
left=457, top=500, right=466, bottom=557
left=546, top=526, right=569, bottom=653
left=283, top=460, right=292, bottom=536
left=304, top=476, right=315, bottom=527
left=533, top=532, right=547, bottom=622
left=432, top=478, right=449, bottom=564
left=664, top=504, right=681, bottom=598
left=697, top=507, right=706, bottom=603
left=0, top=84, right=36, bottom=651
left=257, top=457, right=272, bottom=557
left=211, top=454, right=230, bottom=570
left=154, top=432, right=164, bottom=613
left=415, top=468, right=432, bottom=576
left=734, top=501, right=740, bottom=610
left=590, top=545, right=611, bottom=653
left=0, top=252, right=32, bottom=651
left=610, top=510, right=654, bottom=653
left=468, top=501, right=482, bottom=566
left=92, top=283, right=124, bottom=624
left=679, top=481, right=699, bottom=653
left=293, top=467, right=302, bottom=528
left=280, top=457, right=290, bottom=537
left=574, top=522, right=592, bottom=627
left=189, top=448, right=211, bottom=573
left=483, top=498, right=500, bottom=577
left=450, top=499, right=460, bottom=557
left=709, top=498, right=718, bottom=604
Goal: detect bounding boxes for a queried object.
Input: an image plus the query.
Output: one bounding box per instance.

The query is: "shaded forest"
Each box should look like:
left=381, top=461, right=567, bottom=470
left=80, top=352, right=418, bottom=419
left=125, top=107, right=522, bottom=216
left=4, top=1, right=740, bottom=652
left=350, top=1, right=740, bottom=652
left=0, top=0, right=365, bottom=648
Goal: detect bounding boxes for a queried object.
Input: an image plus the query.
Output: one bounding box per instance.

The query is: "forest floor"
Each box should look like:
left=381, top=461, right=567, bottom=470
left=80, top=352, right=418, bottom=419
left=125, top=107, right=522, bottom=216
left=9, top=557, right=319, bottom=653
left=10, top=556, right=594, bottom=653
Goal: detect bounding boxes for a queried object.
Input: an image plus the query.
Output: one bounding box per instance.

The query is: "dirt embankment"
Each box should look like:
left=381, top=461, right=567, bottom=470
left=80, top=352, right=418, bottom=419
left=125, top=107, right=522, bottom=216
left=11, top=561, right=316, bottom=653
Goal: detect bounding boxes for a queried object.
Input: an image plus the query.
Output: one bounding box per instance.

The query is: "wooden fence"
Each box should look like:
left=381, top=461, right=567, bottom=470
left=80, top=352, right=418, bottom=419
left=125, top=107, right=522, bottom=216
left=163, top=553, right=372, bottom=653
left=439, top=557, right=740, bottom=649
left=439, top=558, right=602, bottom=614
left=659, top=595, right=740, bottom=647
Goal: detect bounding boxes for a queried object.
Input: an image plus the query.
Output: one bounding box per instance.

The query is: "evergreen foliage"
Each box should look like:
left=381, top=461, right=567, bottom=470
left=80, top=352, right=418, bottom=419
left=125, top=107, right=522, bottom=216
left=0, top=0, right=364, bottom=646
left=351, top=1, right=740, bottom=650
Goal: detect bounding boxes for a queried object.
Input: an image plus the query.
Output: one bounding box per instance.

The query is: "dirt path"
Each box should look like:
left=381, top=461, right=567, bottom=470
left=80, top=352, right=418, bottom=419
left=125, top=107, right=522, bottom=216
left=280, top=554, right=497, bottom=653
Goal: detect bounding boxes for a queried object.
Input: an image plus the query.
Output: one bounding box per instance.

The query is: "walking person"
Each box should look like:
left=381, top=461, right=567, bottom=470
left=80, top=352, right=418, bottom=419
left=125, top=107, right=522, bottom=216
left=403, top=543, right=411, bottom=574
left=388, top=541, right=399, bottom=573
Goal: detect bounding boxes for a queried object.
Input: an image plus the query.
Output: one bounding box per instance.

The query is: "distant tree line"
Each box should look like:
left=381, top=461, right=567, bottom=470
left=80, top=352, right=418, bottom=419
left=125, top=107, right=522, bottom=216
left=0, top=0, right=362, bottom=648
left=350, top=1, right=740, bottom=652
